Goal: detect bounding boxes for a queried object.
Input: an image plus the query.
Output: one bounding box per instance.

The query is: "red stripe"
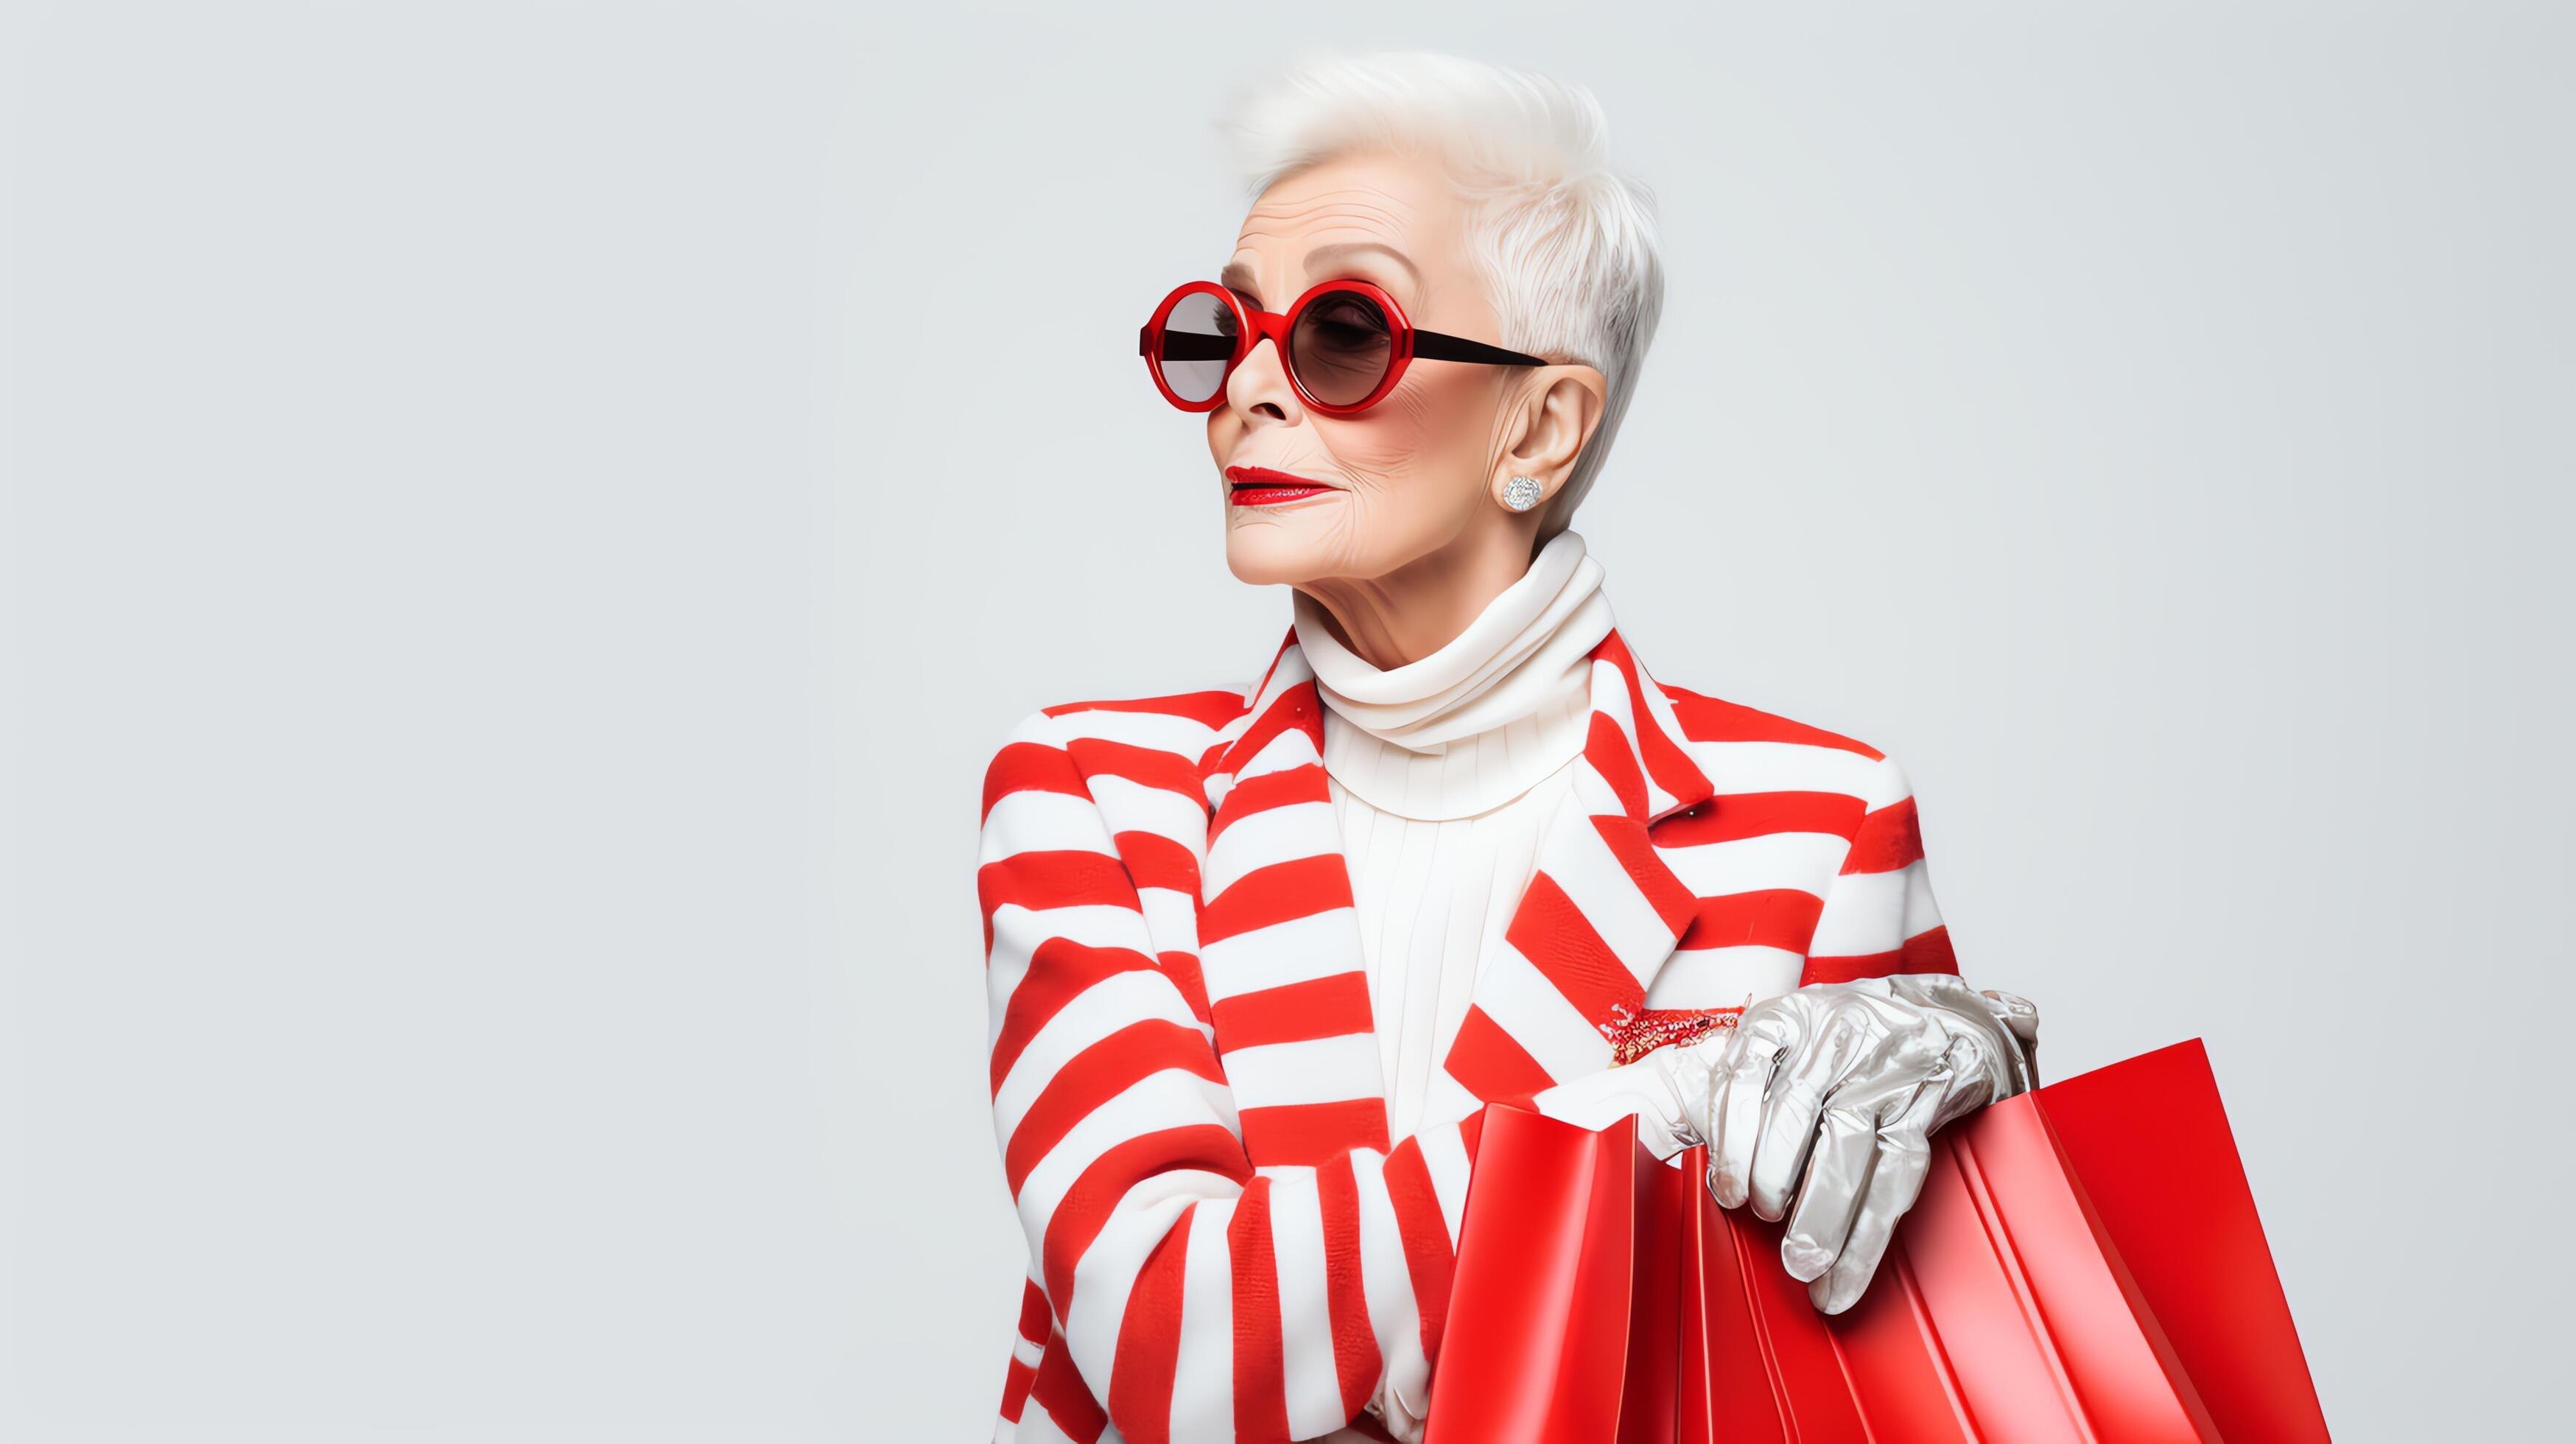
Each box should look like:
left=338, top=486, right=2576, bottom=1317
left=1800, top=948, right=1901, bottom=985
left=1901, top=924, right=1957, bottom=975
left=999, top=1356, right=1036, bottom=1423
left=984, top=740, right=1088, bottom=821
left=1067, top=736, right=1209, bottom=800
left=1042, top=1125, right=1251, bottom=1313
left=1443, top=1006, right=1558, bottom=1104
left=1803, top=924, right=1956, bottom=986
left=989, top=936, right=1162, bottom=1094
left=1597, top=631, right=1712, bottom=809
left=1209, top=972, right=1373, bottom=1050
left=1229, top=1181, right=1290, bottom=1443
left=1383, top=1137, right=1455, bottom=1364
left=1318, top=1157, right=1382, bottom=1420
left=1842, top=796, right=1925, bottom=874
left=1658, top=684, right=1884, bottom=757
left=1031, top=1335, right=1110, bottom=1443
left=1109, top=1202, right=1193, bottom=1444
left=1018, top=1277, right=1053, bottom=1343
left=1212, top=684, right=1323, bottom=812
left=1207, top=761, right=1328, bottom=846
left=1584, top=711, right=1648, bottom=821
left=1676, top=889, right=1827, bottom=954
left=1199, top=854, right=1352, bottom=946
left=1502, top=870, right=1645, bottom=1032
left=1635, top=717, right=1708, bottom=814
left=1044, top=688, right=1250, bottom=728
left=1591, top=813, right=1699, bottom=936
left=980, top=849, right=1139, bottom=925
left=1115, top=829, right=1202, bottom=896
left=1005, top=1020, right=1226, bottom=1192
left=1238, top=1098, right=1388, bottom=1166
left=1230, top=631, right=1296, bottom=731
left=1656, top=790, right=1867, bottom=847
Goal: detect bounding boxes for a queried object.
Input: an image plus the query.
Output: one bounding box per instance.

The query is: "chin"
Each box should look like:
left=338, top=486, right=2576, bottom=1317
left=1222, top=516, right=1341, bottom=589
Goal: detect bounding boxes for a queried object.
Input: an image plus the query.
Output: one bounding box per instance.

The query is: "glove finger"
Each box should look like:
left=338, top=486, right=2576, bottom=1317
left=1747, top=1015, right=1865, bottom=1221
left=1811, top=1081, right=1946, bottom=1315
left=1780, top=1101, right=1879, bottom=1281
left=1979, top=987, right=2038, bottom=1031
left=1705, top=1026, right=1789, bottom=1209
left=1979, top=988, right=2041, bottom=1088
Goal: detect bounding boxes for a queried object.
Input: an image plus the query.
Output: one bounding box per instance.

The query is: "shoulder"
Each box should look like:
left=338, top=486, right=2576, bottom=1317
left=1654, top=679, right=1917, bottom=812
left=982, top=680, right=1255, bottom=813
left=993, top=681, right=1253, bottom=754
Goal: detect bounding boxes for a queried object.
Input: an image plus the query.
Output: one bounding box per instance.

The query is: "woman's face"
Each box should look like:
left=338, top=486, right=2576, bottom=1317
left=1208, top=149, right=1526, bottom=589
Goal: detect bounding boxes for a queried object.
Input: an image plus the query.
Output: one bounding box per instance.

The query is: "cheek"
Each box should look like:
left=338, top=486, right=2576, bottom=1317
left=1313, top=372, right=1488, bottom=477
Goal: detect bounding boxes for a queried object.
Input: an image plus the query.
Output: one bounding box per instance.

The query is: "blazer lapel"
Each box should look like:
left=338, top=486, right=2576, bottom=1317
left=1186, top=620, right=1715, bottom=1160
left=1194, top=626, right=1391, bottom=1169
left=1419, top=626, right=1716, bottom=1129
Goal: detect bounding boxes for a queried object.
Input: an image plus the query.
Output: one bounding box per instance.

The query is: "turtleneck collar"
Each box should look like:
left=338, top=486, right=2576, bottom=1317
left=1291, top=529, right=1615, bottom=820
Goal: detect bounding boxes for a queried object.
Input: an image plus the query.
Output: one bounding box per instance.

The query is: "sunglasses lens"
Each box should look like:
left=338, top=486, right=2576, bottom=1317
left=1290, top=290, right=1394, bottom=407
left=1155, top=291, right=1238, bottom=404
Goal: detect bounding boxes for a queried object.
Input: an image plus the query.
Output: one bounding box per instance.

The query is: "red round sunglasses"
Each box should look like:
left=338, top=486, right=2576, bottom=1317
left=1137, top=277, right=1551, bottom=416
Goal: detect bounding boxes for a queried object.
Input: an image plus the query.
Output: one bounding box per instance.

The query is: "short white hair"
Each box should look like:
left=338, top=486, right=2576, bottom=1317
left=1218, top=50, right=1664, bottom=538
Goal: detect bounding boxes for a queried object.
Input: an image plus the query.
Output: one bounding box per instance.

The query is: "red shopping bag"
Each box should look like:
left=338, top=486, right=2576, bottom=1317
left=1423, top=1040, right=2327, bottom=1443
left=1423, top=1105, right=1682, bottom=1443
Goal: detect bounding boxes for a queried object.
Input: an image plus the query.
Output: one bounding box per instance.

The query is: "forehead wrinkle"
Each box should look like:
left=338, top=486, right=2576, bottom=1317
left=1239, top=207, right=1415, bottom=254
left=1244, top=185, right=1418, bottom=224
left=1233, top=216, right=1423, bottom=271
left=1231, top=183, right=1446, bottom=304
left=1233, top=216, right=1413, bottom=265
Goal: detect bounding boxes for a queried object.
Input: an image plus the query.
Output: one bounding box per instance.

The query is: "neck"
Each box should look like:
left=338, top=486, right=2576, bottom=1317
left=1295, top=517, right=1545, bottom=670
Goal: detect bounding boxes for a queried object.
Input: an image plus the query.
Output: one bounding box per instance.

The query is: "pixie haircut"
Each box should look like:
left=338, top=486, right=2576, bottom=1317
left=1218, top=49, right=1665, bottom=539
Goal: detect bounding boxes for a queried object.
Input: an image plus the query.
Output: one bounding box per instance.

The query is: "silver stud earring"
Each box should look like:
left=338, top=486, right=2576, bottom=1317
left=1503, top=476, right=1544, bottom=512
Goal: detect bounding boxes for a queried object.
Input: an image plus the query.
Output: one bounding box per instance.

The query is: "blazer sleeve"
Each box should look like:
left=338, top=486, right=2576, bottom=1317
left=1797, top=751, right=1962, bottom=986
left=982, top=711, right=1473, bottom=1444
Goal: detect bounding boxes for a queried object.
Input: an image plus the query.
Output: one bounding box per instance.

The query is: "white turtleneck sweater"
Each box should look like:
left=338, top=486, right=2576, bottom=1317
left=1291, top=529, right=1617, bottom=1142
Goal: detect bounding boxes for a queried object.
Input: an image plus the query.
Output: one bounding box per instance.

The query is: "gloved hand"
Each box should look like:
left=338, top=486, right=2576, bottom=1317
left=1662, top=975, right=2040, bottom=1314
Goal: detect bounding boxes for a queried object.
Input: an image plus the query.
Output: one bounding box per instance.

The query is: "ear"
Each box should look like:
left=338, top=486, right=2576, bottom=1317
left=1492, top=363, right=1610, bottom=511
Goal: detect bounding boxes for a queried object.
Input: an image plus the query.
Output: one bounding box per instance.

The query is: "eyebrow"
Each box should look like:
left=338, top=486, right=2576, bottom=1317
left=1218, top=241, right=1422, bottom=302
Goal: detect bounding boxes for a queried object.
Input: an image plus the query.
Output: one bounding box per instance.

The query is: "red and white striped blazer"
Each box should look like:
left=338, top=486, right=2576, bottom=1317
left=978, top=623, right=1959, bottom=1444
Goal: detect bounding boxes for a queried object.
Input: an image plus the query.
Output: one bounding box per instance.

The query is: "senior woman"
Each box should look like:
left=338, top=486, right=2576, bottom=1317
left=977, top=52, right=2038, bottom=1444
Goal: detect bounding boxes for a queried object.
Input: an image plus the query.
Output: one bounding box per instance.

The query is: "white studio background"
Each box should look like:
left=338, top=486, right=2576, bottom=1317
left=1, top=1, right=2567, bottom=1440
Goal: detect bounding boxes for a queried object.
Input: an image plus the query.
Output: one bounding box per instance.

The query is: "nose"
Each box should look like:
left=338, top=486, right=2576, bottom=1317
left=1224, top=333, right=1299, bottom=424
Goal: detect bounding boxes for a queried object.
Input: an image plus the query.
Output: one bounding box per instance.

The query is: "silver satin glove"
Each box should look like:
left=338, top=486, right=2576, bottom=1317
left=1663, top=975, right=2040, bottom=1314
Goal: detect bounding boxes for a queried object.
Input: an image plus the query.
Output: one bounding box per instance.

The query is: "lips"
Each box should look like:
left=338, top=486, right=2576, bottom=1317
left=1226, top=465, right=1337, bottom=507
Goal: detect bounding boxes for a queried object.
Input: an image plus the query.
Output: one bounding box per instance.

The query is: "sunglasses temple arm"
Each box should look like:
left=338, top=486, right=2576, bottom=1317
left=1411, top=331, right=1551, bottom=368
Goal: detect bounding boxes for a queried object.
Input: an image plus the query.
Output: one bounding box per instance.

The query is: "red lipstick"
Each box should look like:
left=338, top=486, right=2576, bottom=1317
left=1225, top=466, right=1337, bottom=506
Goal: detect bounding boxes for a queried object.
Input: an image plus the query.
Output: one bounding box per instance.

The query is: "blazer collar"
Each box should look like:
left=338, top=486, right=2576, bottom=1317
left=1205, top=622, right=1712, bottom=821
left=1192, top=622, right=1713, bottom=1167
